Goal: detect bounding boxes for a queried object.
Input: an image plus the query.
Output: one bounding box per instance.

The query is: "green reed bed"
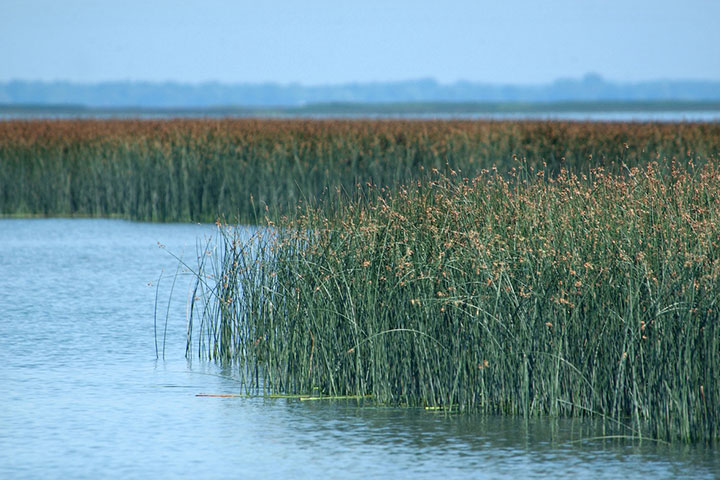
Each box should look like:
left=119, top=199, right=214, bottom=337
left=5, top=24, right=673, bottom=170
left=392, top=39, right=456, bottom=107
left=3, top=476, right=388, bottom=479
left=1, top=119, right=719, bottom=222
left=188, top=159, right=720, bottom=443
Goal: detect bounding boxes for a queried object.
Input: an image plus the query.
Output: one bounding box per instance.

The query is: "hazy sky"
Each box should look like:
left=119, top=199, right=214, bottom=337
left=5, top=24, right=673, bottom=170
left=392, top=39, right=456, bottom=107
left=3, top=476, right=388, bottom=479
left=2, top=0, right=719, bottom=85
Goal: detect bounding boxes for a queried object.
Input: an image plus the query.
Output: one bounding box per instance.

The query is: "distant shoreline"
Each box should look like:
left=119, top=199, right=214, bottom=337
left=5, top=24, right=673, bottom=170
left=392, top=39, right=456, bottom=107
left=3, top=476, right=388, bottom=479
left=2, top=100, right=720, bottom=120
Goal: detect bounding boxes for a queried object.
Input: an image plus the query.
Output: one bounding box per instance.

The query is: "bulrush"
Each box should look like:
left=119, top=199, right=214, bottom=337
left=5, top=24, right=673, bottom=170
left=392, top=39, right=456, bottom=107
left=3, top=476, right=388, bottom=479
left=1, top=119, right=718, bottom=222
left=188, top=154, right=720, bottom=444
left=4, top=118, right=717, bottom=441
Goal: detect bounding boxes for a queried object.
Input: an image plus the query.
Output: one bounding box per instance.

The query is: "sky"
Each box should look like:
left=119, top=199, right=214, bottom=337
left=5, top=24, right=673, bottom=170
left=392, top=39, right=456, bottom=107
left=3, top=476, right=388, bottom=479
left=2, top=0, right=720, bottom=85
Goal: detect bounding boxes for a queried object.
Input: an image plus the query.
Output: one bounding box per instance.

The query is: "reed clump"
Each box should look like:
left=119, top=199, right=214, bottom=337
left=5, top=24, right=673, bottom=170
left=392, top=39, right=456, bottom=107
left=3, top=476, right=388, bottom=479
left=189, top=158, right=720, bottom=443
left=1, top=119, right=719, bottom=222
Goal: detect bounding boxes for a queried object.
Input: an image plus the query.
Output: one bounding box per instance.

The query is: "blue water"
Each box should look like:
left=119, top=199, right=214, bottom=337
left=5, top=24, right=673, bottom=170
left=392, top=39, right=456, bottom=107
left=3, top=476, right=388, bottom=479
left=1, top=219, right=718, bottom=479
left=1, top=111, right=720, bottom=122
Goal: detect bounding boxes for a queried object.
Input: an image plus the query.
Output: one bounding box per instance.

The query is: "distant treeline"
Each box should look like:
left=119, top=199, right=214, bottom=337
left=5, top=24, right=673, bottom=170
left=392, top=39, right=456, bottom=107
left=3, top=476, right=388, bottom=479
left=2, top=74, right=720, bottom=108
left=1, top=119, right=719, bottom=222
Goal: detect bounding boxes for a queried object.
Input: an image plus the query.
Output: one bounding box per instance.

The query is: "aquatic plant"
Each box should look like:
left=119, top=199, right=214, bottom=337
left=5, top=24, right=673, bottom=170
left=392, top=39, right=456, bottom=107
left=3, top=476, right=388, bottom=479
left=1, top=119, right=718, bottom=222
left=188, top=158, right=720, bottom=443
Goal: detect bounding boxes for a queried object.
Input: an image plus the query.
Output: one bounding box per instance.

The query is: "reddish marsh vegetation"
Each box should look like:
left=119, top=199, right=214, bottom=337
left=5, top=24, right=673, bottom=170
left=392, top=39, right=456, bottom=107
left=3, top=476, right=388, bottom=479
left=1, top=119, right=718, bottom=221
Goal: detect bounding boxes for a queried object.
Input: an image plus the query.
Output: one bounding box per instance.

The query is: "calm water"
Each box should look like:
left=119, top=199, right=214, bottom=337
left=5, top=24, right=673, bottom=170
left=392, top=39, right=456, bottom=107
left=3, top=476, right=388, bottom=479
left=2, top=111, right=720, bottom=122
left=1, top=219, right=718, bottom=479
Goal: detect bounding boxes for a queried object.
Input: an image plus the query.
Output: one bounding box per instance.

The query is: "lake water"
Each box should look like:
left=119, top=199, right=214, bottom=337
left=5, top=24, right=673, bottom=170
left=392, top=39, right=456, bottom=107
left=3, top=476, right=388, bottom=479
left=2, top=111, right=720, bottom=122
left=1, top=219, right=718, bottom=479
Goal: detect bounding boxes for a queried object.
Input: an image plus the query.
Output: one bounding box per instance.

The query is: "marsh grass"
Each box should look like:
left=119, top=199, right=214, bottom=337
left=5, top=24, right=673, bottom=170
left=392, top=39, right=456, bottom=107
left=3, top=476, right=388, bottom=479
left=188, top=158, right=720, bottom=443
left=5, top=118, right=718, bottom=441
left=1, top=119, right=719, bottom=222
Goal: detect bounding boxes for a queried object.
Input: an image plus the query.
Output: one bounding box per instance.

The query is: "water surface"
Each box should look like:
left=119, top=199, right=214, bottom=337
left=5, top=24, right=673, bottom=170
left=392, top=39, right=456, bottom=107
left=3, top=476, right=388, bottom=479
left=2, top=111, right=720, bottom=122
left=1, top=219, right=717, bottom=478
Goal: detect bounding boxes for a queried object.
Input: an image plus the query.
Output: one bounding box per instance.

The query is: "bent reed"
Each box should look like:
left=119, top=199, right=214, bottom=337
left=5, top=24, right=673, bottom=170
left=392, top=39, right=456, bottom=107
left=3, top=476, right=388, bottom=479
left=190, top=158, right=719, bottom=443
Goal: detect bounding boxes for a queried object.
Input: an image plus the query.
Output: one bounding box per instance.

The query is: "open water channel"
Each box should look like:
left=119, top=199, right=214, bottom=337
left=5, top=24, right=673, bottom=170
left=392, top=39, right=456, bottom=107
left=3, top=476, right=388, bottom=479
left=1, top=219, right=718, bottom=478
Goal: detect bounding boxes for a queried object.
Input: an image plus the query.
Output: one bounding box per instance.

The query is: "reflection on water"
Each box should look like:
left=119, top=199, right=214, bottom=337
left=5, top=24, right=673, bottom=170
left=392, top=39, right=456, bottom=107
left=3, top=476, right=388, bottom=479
left=0, top=219, right=717, bottom=479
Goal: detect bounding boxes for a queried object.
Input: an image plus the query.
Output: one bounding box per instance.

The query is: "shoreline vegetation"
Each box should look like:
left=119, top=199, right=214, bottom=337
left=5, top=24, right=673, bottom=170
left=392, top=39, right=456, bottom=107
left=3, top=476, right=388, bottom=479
left=2, top=119, right=719, bottom=222
left=190, top=158, right=719, bottom=444
left=2, top=118, right=718, bottom=442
